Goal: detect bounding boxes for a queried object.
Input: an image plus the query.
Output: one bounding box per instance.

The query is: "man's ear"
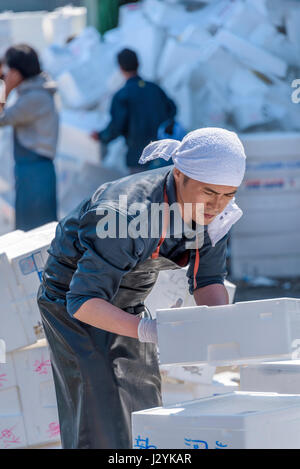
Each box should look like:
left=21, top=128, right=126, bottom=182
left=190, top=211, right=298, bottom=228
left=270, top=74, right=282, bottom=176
left=173, top=167, right=181, bottom=181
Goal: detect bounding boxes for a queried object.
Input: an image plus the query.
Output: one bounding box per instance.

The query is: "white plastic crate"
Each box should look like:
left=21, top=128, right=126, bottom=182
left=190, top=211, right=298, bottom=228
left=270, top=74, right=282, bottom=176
left=240, top=360, right=300, bottom=394
left=132, top=391, right=300, bottom=449
left=12, top=340, right=60, bottom=447
left=157, top=298, right=300, bottom=366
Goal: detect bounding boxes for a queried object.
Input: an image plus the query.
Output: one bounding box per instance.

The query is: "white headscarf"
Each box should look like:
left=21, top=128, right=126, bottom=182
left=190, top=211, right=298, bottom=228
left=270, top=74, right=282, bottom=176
left=139, top=127, right=246, bottom=187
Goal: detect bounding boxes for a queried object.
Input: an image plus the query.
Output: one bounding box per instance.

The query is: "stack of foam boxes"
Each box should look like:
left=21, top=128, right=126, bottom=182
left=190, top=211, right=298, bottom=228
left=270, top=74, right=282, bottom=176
left=132, top=298, right=300, bottom=449
left=145, top=268, right=238, bottom=405
left=231, top=132, right=300, bottom=279
left=0, top=223, right=61, bottom=449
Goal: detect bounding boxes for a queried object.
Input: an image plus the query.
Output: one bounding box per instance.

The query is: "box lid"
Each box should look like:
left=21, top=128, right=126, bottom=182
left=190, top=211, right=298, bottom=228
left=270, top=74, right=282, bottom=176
left=133, top=392, right=300, bottom=430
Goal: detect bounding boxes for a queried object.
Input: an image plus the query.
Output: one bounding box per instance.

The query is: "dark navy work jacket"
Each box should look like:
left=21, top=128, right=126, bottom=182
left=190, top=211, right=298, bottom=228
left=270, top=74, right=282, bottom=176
left=99, top=76, right=176, bottom=168
left=46, top=166, right=228, bottom=318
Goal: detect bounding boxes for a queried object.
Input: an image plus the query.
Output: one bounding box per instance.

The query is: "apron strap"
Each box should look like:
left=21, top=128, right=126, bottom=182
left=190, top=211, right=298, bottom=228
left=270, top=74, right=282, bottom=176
left=151, top=185, right=169, bottom=259
left=151, top=183, right=200, bottom=291
left=193, top=247, right=200, bottom=290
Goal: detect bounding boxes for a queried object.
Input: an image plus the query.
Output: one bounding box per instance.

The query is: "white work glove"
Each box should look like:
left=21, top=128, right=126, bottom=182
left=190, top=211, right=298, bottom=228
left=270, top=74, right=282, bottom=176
left=138, top=318, right=158, bottom=345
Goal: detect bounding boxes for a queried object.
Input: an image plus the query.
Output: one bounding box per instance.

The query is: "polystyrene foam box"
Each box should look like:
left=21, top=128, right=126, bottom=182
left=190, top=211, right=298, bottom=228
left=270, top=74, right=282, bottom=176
left=145, top=267, right=236, bottom=318
left=157, top=298, right=300, bottom=366
left=0, top=253, right=36, bottom=352
left=4, top=229, right=56, bottom=329
left=57, top=110, right=103, bottom=165
left=0, top=352, right=27, bottom=449
left=216, top=29, right=287, bottom=78
left=161, top=380, right=238, bottom=406
left=132, top=392, right=300, bottom=449
left=0, top=353, right=17, bottom=390
left=0, top=413, right=27, bottom=449
left=240, top=360, right=300, bottom=394
left=12, top=339, right=60, bottom=447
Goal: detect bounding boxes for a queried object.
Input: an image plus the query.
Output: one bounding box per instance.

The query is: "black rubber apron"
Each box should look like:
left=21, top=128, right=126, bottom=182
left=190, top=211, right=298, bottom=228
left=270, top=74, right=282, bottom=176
left=37, top=186, right=187, bottom=449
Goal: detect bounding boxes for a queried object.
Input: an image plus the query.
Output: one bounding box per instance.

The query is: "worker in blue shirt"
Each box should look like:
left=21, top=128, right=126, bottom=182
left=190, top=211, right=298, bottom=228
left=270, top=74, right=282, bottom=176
left=37, top=128, right=246, bottom=449
left=91, top=48, right=177, bottom=173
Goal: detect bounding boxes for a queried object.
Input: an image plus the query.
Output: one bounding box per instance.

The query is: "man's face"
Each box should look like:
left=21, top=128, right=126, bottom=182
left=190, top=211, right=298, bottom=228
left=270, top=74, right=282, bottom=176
left=173, top=168, right=238, bottom=225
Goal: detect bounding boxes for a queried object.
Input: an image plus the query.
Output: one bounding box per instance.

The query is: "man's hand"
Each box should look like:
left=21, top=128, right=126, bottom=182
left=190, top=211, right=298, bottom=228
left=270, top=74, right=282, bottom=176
left=193, top=283, right=229, bottom=307
left=137, top=318, right=158, bottom=344
left=90, top=131, right=100, bottom=141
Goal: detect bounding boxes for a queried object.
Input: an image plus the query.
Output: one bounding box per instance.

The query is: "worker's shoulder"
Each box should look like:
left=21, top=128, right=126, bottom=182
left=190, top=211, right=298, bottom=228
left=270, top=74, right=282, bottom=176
left=88, top=166, right=172, bottom=214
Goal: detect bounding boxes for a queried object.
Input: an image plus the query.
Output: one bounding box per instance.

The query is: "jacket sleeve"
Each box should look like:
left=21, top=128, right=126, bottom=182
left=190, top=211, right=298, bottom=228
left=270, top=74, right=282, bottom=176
left=186, top=233, right=229, bottom=294
left=161, top=89, right=177, bottom=119
left=98, top=91, right=128, bottom=144
left=66, top=207, right=143, bottom=317
left=0, top=92, right=49, bottom=127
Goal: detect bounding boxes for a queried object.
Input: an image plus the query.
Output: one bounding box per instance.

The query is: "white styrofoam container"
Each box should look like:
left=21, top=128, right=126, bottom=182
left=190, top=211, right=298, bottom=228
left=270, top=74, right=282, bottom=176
left=240, top=360, right=300, bottom=394
left=0, top=413, right=28, bottom=449
left=0, top=253, right=35, bottom=352
left=0, top=350, right=27, bottom=449
left=157, top=298, right=300, bottom=366
left=12, top=339, right=60, bottom=447
left=132, top=391, right=300, bottom=449
left=161, top=364, right=216, bottom=385
left=57, top=110, right=102, bottom=166
left=216, top=29, right=287, bottom=78
left=231, top=254, right=300, bottom=278
left=145, top=267, right=236, bottom=318
left=162, top=380, right=237, bottom=406
left=0, top=353, right=17, bottom=390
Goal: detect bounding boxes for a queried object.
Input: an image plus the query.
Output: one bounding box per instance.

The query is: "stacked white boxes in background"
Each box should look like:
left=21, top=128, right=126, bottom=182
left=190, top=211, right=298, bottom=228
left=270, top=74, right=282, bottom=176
left=240, top=360, right=300, bottom=394
left=0, top=353, right=27, bottom=449
left=0, top=6, right=86, bottom=57
left=0, top=224, right=61, bottom=448
left=132, top=298, right=300, bottom=449
left=0, top=340, right=60, bottom=449
left=0, top=222, right=57, bottom=351
left=231, top=132, right=300, bottom=279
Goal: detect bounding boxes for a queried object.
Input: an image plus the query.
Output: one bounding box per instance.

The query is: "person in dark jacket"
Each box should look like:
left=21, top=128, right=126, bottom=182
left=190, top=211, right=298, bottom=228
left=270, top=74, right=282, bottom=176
left=0, top=45, right=58, bottom=231
left=37, top=128, right=247, bottom=449
left=91, top=48, right=176, bottom=173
